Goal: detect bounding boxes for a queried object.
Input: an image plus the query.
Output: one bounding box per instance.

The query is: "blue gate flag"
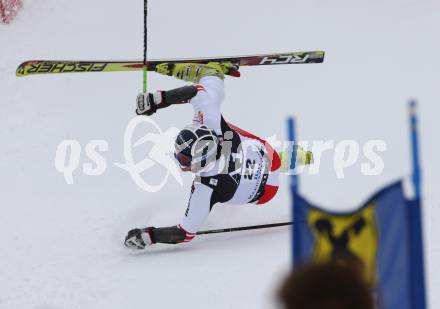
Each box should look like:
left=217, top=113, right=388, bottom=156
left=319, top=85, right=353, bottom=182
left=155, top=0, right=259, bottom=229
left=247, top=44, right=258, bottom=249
left=293, top=180, right=426, bottom=309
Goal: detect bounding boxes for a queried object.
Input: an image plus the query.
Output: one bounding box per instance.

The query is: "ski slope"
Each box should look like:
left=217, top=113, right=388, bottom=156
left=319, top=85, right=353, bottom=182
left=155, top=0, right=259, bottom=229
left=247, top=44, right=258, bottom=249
left=1, top=1, right=440, bottom=308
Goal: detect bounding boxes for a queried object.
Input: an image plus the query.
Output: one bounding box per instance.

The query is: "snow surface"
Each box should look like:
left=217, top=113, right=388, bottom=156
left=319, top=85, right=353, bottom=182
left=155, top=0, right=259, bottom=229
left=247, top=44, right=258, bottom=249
left=1, top=0, right=440, bottom=308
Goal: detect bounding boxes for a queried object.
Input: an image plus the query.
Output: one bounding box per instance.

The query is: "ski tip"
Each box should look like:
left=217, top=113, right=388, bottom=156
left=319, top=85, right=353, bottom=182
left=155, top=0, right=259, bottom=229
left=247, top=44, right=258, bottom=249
left=311, top=51, right=325, bottom=63
left=16, top=60, right=38, bottom=77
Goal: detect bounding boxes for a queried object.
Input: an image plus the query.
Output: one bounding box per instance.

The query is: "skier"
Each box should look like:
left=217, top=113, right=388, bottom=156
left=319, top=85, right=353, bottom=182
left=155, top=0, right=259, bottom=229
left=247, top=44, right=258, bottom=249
left=124, top=62, right=307, bottom=249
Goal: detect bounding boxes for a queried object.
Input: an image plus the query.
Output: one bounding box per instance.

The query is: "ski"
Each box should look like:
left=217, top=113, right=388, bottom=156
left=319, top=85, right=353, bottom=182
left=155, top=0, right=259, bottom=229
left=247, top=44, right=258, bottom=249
left=16, top=50, right=325, bottom=77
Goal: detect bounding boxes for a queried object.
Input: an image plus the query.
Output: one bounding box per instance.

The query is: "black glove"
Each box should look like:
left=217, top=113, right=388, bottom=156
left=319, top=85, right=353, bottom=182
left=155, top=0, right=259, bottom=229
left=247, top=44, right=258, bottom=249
left=136, top=92, right=164, bottom=116
left=124, top=227, right=156, bottom=249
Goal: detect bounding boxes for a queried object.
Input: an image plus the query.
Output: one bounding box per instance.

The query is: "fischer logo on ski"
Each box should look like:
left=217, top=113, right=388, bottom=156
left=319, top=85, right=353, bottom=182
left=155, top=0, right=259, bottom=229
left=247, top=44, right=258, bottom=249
left=19, top=62, right=108, bottom=75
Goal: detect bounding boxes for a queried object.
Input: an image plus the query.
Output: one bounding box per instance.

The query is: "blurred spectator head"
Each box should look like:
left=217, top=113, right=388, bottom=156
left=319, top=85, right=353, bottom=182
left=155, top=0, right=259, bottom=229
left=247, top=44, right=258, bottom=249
left=278, top=260, right=374, bottom=309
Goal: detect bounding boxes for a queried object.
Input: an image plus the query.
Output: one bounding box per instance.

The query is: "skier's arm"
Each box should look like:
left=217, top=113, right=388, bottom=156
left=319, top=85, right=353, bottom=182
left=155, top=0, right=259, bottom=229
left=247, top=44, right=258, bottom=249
left=135, top=85, right=199, bottom=116
left=180, top=182, right=216, bottom=234
left=148, top=183, right=216, bottom=245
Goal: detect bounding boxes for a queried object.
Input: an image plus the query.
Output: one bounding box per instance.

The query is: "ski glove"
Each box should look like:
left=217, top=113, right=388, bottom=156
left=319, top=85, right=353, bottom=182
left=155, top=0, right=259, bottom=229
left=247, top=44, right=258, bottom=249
left=124, top=227, right=155, bottom=249
left=136, top=91, right=168, bottom=116
left=155, top=62, right=240, bottom=83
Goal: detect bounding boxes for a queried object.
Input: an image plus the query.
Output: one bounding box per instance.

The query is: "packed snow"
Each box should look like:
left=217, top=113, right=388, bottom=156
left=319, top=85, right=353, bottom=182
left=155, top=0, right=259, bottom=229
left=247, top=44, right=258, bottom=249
left=1, top=0, right=439, bottom=308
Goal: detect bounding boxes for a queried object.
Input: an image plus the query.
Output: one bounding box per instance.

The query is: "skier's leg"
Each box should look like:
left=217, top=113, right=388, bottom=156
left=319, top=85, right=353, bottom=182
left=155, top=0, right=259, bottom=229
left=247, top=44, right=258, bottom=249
left=227, top=122, right=279, bottom=166
left=189, top=76, right=225, bottom=135
left=225, top=122, right=281, bottom=205
left=257, top=150, right=281, bottom=205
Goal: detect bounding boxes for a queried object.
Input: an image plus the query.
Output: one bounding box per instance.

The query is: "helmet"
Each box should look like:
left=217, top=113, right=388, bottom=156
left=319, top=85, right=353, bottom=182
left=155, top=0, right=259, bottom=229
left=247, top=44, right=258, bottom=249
left=174, top=124, right=219, bottom=172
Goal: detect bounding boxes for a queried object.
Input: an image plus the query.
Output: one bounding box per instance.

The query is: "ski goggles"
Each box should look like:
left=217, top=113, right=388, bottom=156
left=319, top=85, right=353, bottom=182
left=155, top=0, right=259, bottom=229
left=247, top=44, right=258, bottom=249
left=174, top=151, right=192, bottom=169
